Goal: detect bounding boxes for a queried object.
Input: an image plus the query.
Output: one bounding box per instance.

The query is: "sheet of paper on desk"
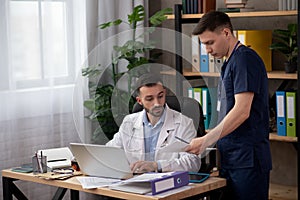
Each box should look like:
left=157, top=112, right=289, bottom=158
left=159, top=141, right=188, bottom=152
left=123, top=172, right=174, bottom=183
left=77, top=177, right=121, bottom=189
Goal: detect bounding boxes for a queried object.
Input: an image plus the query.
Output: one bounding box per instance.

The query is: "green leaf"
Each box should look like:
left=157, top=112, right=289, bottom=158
left=98, top=19, right=123, bottom=29
left=128, top=5, right=145, bottom=25
left=83, top=99, right=96, bottom=111
left=149, top=8, right=173, bottom=26
left=82, top=66, right=102, bottom=77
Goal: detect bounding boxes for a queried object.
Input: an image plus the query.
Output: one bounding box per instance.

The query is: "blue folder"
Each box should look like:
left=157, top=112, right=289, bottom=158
left=275, top=91, right=286, bottom=136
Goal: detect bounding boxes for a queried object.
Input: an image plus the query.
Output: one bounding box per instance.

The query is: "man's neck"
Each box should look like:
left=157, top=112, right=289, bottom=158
left=226, top=38, right=240, bottom=61
left=147, top=114, right=160, bottom=126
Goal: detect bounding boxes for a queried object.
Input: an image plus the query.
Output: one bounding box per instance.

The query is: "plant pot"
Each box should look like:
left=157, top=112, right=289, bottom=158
left=284, top=62, right=297, bottom=73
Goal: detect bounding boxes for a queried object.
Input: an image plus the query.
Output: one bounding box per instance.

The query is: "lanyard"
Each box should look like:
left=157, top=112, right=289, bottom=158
left=217, top=41, right=240, bottom=113
left=221, top=41, right=240, bottom=78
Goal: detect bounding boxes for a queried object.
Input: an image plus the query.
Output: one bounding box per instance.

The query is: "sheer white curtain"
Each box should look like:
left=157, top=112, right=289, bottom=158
left=0, top=0, right=87, bottom=199
left=77, top=0, right=145, bottom=144
left=0, top=0, right=146, bottom=198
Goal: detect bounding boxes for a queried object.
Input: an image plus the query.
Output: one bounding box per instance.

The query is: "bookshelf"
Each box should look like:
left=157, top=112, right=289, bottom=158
left=182, top=69, right=298, bottom=79
left=166, top=10, right=297, bottom=20
left=169, top=4, right=299, bottom=199
left=172, top=4, right=298, bottom=142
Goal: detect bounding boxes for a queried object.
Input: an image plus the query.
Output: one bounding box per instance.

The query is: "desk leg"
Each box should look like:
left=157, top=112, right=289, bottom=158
left=52, top=188, right=79, bottom=200
left=70, top=189, right=79, bottom=200
left=2, top=177, right=13, bottom=200
left=52, top=187, right=67, bottom=200
left=2, top=177, right=28, bottom=200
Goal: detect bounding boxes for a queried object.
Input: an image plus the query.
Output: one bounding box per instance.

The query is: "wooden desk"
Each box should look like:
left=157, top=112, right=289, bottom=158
left=2, top=169, right=226, bottom=200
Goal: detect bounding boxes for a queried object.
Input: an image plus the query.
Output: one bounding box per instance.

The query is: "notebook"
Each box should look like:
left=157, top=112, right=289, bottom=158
left=69, top=143, right=133, bottom=179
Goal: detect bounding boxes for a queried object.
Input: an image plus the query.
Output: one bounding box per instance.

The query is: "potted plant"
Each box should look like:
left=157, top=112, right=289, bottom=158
left=82, top=5, right=172, bottom=143
left=269, top=23, right=298, bottom=73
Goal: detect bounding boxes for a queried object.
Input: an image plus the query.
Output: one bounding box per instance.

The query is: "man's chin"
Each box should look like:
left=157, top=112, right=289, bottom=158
left=151, top=110, right=163, bottom=117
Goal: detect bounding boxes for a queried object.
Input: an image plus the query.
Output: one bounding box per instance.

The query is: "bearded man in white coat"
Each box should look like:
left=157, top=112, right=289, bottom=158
left=106, top=73, right=201, bottom=174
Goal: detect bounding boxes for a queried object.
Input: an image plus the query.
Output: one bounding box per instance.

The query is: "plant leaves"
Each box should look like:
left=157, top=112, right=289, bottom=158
left=149, top=8, right=173, bottom=26
left=128, top=5, right=145, bottom=25
left=98, top=19, right=123, bottom=29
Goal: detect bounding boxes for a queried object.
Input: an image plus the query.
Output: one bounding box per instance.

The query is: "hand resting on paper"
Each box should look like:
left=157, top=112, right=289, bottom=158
left=130, top=161, right=158, bottom=174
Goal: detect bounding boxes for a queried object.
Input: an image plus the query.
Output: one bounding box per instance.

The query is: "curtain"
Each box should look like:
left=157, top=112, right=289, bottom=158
left=77, top=0, right=145, bottom=144
left=0, top=0, right=87, bottom=199
left=0, top=0, right=145, bottom=199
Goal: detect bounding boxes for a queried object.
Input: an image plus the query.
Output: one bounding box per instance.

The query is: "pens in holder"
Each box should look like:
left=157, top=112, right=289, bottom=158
left=175, top=136, right=189, bottom=144
left=38, top=152, right=43, bottom=173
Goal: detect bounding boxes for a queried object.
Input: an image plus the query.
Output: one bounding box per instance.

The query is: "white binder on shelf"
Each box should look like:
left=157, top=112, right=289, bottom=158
left=191, top=35, right=200, bottom=72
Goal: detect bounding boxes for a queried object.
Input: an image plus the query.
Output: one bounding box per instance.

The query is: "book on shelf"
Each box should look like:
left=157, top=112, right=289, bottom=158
left=236, top=30, right=272, bottom=72
left=278, top=0, right=298, bottom=11
left=275, top=91, right=287, bottom=136
left=188, top=87, right=215, bottom=130
left=226, top=3, right=246, bottom=8
left=183, top=0, right=216, bottom=14
left=286, top=91, right=296, bottom=137
left=191, top=35, right=223, bottom=73
left=275, top=90, right=297, bottom=137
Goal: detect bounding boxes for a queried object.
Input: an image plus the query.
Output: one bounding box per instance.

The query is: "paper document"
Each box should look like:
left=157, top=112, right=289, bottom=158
left=159, top=141, right=188, bottom=152
left=123, top=172, right=174, bottom=183
left=77, top=176, right=121, bottom=189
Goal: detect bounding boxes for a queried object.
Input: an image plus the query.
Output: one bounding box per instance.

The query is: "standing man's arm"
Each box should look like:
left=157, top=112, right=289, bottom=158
left=186, top=92, right=254, bottom=155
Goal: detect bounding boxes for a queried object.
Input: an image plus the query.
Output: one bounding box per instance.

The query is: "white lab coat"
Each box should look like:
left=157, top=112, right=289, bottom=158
left=106, top=105, right=201, bottom=172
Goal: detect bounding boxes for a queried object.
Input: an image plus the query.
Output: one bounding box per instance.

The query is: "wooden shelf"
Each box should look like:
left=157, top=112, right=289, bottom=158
left=267, top=71, right=298, bottom=79
left=182, top=69, right=298, bottom=80
left=166, top=10, right=297, bottom=20
left=269, top=133, right=297, bottom=143
left=269, top=183, right=298, bottom=200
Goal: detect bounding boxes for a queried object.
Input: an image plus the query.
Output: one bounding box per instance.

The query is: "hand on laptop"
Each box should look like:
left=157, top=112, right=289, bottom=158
left=130, top=161, right=158, bottom=174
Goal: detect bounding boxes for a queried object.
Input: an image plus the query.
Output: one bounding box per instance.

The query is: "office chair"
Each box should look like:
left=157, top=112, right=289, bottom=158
left=132, top=95, right=215, bottom=173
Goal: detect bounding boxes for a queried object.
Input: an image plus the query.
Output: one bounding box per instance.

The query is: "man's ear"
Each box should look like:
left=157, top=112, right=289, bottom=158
left=136, top=96, right=142, bottom=105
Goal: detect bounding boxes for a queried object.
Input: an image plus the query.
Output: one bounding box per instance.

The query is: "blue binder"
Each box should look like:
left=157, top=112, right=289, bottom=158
left=275, top=91, right=286, bottom=136
left=200, top=43, right=209, bottom=72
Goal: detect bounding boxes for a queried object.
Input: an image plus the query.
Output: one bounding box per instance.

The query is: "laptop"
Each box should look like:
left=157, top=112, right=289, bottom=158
left=69, top=143, right=133, bottom=179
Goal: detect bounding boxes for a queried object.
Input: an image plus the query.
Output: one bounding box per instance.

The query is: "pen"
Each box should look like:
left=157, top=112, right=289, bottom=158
left=175, top=136, right=217, bottom=151
left=48, top=159, right=68, bottom=163
left=206, top=148, right=217, bottom=151
left=175, top=136, right=189, bottom=144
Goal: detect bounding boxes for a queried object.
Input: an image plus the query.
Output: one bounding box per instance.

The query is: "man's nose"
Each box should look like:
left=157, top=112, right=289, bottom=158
left=206, top=46, right=212, bottom=54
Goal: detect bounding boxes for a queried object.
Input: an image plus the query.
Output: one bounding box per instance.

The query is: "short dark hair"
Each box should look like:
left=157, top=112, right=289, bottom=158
left=192, top=11, right=233, bottom=35
left=134, top=73, right=163, bottom=96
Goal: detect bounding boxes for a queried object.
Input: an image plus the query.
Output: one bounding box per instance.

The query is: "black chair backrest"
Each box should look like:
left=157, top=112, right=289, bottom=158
left=132, top=96, right=205, bottom=137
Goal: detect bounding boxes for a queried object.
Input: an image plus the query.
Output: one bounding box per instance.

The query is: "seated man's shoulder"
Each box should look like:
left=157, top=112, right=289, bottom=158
left=169, top=108, right=192, bottom=121
left=122, top=112, right=140, bottom=122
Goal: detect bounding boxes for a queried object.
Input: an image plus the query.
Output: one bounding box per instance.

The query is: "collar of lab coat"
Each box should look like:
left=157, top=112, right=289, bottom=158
left=132, top=104, right=180, bottom=146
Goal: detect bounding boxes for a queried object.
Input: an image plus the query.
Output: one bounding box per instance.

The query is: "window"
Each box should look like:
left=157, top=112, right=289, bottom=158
left=3, top=0, right=76, bottom=89
left=0, top=0, right=86, bottom=120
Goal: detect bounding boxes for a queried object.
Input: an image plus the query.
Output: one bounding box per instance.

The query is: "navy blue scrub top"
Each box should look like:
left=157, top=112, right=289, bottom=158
left=217, top=45, right=272, bottom=171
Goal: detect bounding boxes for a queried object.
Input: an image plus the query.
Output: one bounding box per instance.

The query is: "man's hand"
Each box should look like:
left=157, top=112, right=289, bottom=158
left=130, top=161, right=158, bottom=174
left=184, top=137, right=206, bottom=155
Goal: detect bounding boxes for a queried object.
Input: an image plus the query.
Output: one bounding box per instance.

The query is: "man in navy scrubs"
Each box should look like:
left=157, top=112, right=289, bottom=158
left=185, top=11, right=272, bottom=200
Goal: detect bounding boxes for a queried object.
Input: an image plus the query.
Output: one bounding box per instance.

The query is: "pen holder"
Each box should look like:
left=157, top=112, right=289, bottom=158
left=32, top=155, right=47, bottom=174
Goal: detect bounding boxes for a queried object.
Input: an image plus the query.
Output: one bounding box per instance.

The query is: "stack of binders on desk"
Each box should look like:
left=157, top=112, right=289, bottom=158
left=275, top=91, right=297, bottom=137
